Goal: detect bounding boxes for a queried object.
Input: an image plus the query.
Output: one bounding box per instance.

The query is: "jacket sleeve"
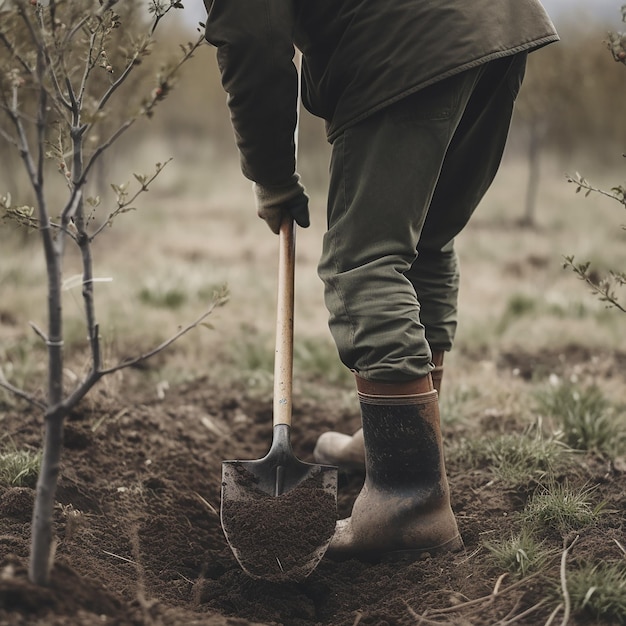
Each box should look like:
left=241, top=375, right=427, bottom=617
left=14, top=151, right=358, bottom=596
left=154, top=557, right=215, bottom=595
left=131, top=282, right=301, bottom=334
left=204, top=0, right=299, bottom=187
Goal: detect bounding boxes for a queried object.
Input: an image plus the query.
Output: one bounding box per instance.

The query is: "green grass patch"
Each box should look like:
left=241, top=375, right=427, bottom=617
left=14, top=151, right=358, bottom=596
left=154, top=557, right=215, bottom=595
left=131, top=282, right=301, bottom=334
left=569, top=561, right=626, bottom=625
left=0, top=442, right=41, bottom=487
left=483, top=527, right=553, bottom=578
left=521, top=481, right=604, bottom=535
left=535, top=380, right=625, bottom=456
left=451, top=422, right=573, bottom=485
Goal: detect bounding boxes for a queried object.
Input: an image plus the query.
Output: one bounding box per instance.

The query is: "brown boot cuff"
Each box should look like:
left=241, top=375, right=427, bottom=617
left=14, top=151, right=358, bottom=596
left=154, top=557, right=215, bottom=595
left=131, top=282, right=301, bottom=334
left=355, top=373, right=434, bottom=396
left=358, top=389, right=438, bottom=406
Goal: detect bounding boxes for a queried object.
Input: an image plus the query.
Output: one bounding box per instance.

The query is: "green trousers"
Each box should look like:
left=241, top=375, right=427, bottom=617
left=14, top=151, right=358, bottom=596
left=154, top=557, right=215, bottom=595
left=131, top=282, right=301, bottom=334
left=318, top=53, right=527, bottom=382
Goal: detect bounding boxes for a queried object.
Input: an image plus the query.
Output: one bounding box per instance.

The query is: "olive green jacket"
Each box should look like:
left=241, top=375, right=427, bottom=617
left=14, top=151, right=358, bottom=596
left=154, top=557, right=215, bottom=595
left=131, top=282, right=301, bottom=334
left=204, top=0, right=558, bottom=186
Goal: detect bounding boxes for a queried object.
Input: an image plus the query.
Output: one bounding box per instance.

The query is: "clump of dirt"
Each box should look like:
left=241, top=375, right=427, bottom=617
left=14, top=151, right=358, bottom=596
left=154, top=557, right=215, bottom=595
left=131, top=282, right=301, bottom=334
left=0, top=358, right=624, bottom=626
left=221, top=462, right=337, bottom=582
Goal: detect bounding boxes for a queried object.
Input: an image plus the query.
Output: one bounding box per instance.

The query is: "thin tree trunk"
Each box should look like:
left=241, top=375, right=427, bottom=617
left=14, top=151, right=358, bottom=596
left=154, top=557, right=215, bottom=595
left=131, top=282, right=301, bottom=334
left=29, top=410, right=65, bottom=585
left=28, top=245, right=66, bottom=585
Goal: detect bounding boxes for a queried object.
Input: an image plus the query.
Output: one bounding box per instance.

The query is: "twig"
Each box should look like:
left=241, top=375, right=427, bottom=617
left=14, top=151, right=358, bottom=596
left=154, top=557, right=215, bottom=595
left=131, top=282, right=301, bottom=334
left=493, top=572, right=508, bottom=595
left=88, top=160, right=172, bottom=240
left=351, top=611, right=364, bottom=626
left=497, top=595, right=523, bottom=623
left=558, top=535, right=579, bottom=626
left=29, top=321, right=49, bottom=344
left=61, top=296, right=227, bottom=413
left=405, top=602, right=461, bottom=626
left=192, top=492, right=218, bottom=517
left=614, top=538, right=626, bottom=559
left=0, top=368, right=46, bottom=410
left=100, top=301, right=227, bottom=376
left=567, top=173, right=626, bottom=205
left=426, top=574, right=539, bottom=616
left=496, top=598, right=548, bottom=625
left=544, top=603, right=563, bottom=626
left=409, top=606, right=453, bottom=626
left=0, top=124, right=19, bottom=148
left=102, top=549, right=136, bottom=565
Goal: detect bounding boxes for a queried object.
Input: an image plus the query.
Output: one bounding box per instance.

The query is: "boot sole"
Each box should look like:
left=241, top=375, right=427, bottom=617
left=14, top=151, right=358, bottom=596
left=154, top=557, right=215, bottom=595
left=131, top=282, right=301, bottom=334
left=380, top=534, right=465, bottom=563
left=327, top=533, right=465, bottom=564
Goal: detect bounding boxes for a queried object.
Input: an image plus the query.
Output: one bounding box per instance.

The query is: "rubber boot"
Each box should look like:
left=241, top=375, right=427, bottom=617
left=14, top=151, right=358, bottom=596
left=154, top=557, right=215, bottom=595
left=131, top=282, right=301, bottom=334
left=313, top=351, right=445, bottom=472
left=327, top=373, right=463, bottom=561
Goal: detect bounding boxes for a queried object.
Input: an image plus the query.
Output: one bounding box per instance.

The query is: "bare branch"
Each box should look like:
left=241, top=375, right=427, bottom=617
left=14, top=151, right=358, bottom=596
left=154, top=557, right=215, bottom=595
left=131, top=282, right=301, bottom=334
left=563, top=256, right=626, bottom=314
left=92, top=47, right=144, bottom=115
left=29, top=321, right=49, bottom=344
left=566, top=172, right=626, bottom=207
left=80, top=116, right=136, bottom=185
left=62, top=9, right=93, bottom=48
left=0, top=30, right=33, bottom=76
left=76, top=29, right=99, bottom=108
left=35, top=46, right=47, bottom=204
left=34, top=0, right=72, bottom=111
left=81, top=34, right=204, bottom=184
left=61, top=293, right=228, bottom=413
left=100, top=295, right=228, bottom=377
left=14, top=0, right=43, bottom=54
left=0, top=123, right=19, bottom=148
left=89, top=159, right=172, bottom=240
left=0, top=368, right=47, bottom=411
left=53, top=188, right=83, bottom=257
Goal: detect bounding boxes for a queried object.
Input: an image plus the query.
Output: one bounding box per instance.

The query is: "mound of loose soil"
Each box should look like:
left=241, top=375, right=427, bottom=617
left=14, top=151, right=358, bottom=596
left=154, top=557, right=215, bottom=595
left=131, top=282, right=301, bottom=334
left=0, top=364, right=624, bottom=625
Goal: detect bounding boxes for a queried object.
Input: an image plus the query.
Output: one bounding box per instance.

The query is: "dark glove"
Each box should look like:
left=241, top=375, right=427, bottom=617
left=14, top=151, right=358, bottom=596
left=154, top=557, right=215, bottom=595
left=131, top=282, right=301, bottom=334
left=254, top=174, right=310, bottom=234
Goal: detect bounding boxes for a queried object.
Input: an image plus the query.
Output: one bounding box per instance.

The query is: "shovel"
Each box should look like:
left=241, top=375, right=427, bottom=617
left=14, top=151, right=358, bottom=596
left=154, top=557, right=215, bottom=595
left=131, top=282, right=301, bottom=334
left=220, top=216, right=338, bottom=582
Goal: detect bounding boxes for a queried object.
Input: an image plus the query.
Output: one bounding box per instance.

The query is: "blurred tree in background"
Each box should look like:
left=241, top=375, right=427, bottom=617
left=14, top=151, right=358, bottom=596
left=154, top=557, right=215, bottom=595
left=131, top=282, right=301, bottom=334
left=514, top=16, right=626, bottom=225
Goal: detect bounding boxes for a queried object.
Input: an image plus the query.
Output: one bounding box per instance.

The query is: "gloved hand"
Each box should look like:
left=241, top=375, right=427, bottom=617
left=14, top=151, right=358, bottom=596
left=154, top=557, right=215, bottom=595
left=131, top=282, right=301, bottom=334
left=254, top=174, right=310, bottom=234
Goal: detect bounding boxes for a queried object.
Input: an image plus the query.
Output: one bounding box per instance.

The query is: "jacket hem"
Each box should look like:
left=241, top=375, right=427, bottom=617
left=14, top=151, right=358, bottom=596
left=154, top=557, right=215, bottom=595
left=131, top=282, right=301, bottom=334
left=325, top=35, right=559, bottom=143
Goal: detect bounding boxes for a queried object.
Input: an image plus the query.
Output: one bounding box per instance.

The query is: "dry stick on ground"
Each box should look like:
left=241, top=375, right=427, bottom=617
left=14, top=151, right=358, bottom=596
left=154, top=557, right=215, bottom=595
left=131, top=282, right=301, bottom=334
left=544, top=604, right=564, bottom=626
left=542, top=535, right=581, bottom=626
left=496, top=598, right=549, bottom=626
left=557, top=535, right=579, bottom=626
left=407, top=573, right=543, bottom=624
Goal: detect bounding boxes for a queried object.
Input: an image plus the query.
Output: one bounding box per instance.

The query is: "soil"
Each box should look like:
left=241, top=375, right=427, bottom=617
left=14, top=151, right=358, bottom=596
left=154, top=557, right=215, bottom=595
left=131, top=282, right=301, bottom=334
left=0, top=351, right=624, bottom=626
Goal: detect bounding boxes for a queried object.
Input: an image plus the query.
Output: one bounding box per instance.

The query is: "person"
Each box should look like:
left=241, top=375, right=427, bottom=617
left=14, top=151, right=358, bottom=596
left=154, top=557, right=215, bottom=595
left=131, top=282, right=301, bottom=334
left=203, top=1, right=558, bottom=561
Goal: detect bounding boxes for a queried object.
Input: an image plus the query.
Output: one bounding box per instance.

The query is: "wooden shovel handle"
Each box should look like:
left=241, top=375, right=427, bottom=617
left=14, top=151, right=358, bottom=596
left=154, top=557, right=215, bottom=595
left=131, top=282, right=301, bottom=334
left=273, top=216, right=296, bottom=426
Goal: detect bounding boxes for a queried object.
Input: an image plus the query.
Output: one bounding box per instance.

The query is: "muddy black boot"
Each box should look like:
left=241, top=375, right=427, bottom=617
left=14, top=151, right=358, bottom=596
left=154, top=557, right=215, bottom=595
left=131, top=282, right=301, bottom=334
left=327, top=372, right=463, bottom=561
left=314, top=352, right=445, bottom=473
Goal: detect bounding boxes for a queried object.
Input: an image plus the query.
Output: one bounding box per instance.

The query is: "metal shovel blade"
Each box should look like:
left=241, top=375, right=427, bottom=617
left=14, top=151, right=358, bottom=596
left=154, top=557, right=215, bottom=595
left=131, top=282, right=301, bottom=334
left=221, top=424, right=338, bottom=582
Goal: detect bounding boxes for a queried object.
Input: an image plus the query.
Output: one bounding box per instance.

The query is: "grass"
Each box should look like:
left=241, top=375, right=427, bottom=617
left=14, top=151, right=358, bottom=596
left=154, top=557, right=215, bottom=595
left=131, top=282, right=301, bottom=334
left=535, top=380, right=625, bottom=456
left=483, top=527, right=554, bottom=578
left=451, top=420, right=573, bottom=485
left=0, top=441, right=41, bottom=488
left=521, top=481, right=604, bottom=535
left=568, top=561, right=626, bottom=624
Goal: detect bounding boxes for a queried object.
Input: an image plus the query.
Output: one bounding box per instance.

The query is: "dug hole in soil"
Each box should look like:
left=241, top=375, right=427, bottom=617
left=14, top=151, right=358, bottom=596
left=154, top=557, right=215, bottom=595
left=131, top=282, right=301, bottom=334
left=0, top=358, right=624, bottom=626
